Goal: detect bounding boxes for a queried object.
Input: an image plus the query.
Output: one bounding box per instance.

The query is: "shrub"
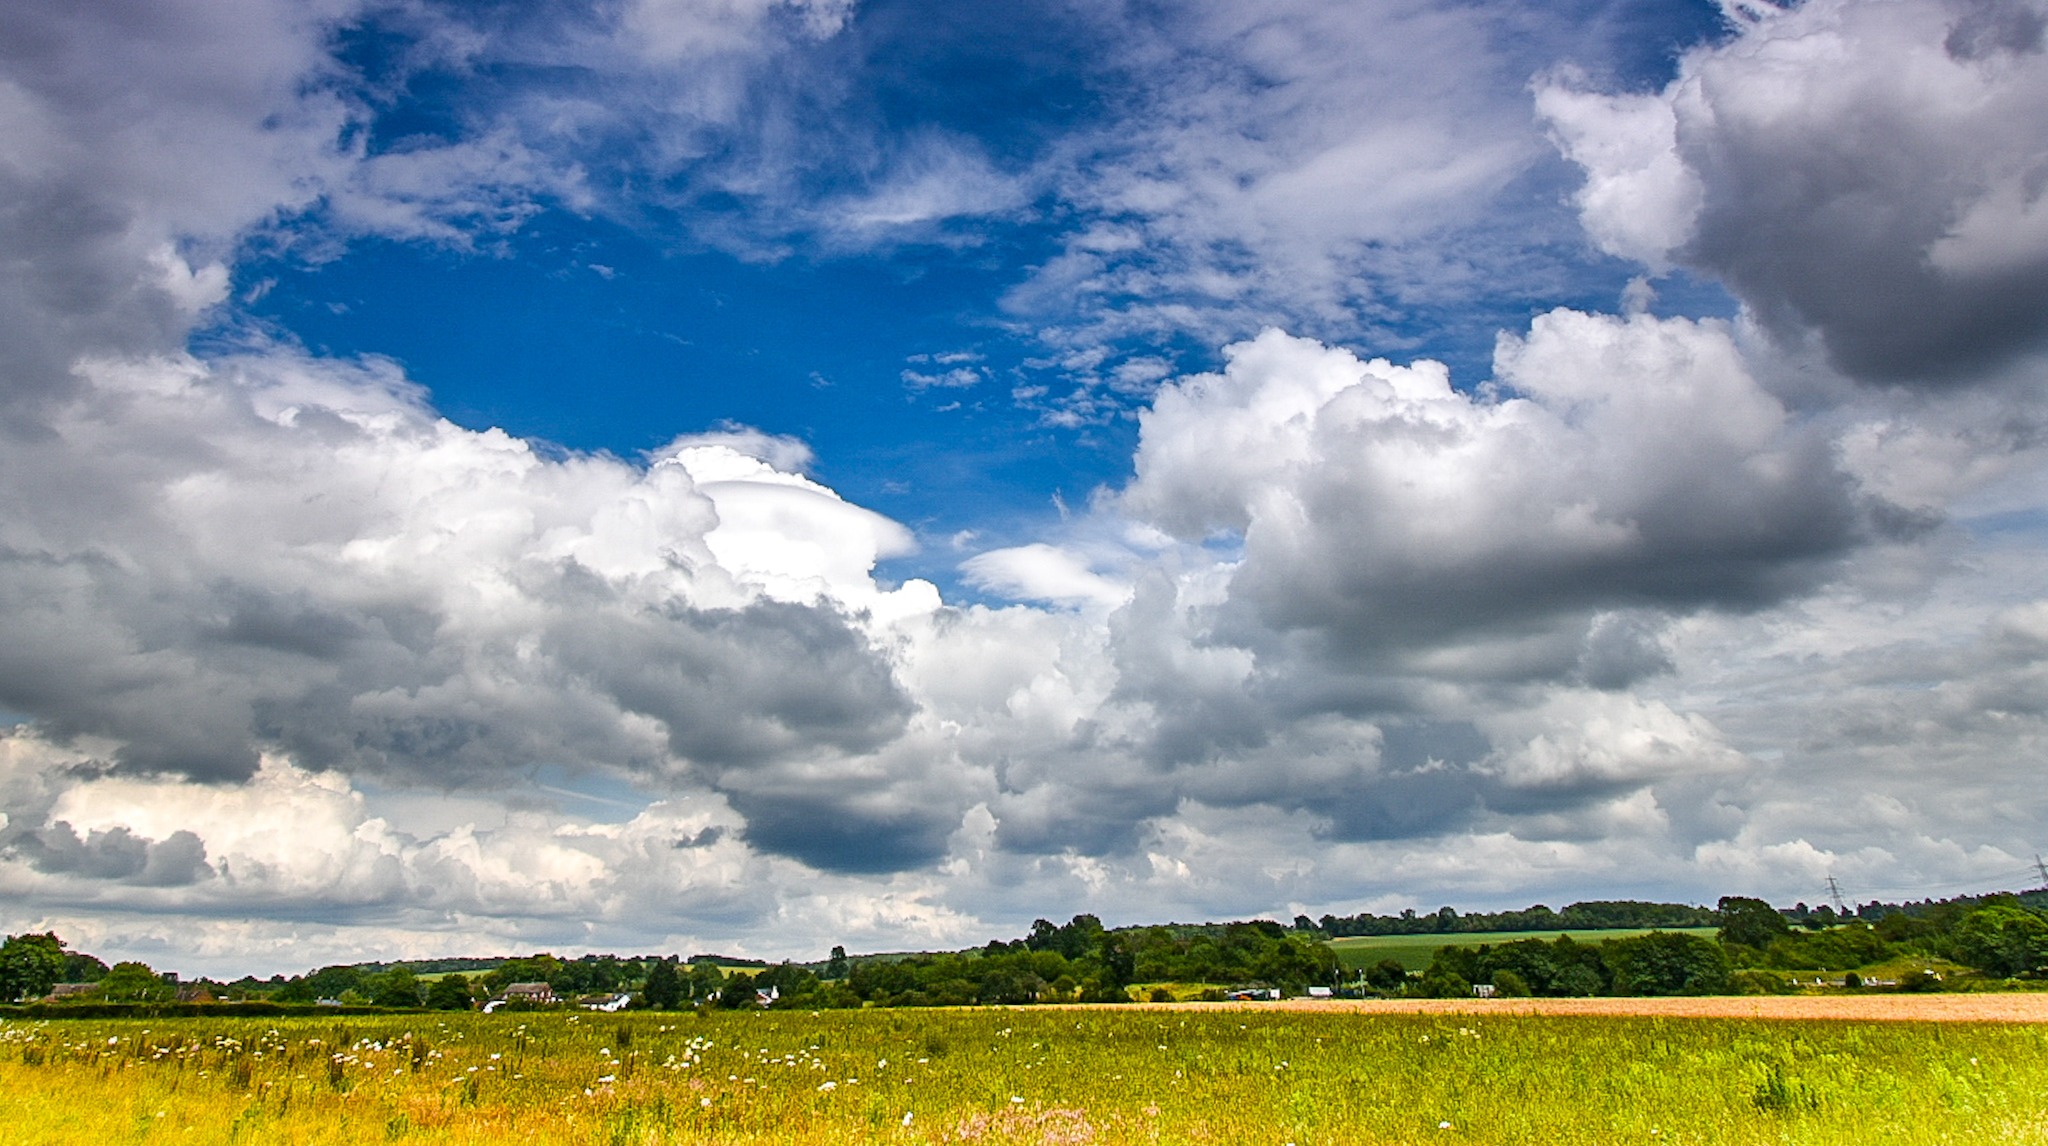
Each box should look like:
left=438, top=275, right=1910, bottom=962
left=1731, top=970, right=1795, bottom=996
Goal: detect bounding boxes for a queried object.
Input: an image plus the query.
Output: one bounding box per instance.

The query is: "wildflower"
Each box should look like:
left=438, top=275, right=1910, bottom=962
left=901, top=1112, right=914, bottom=1127
left=1439, top=1121, right=1453, bottom=1130
left=1011, top=1096, right=1025, bottom=1104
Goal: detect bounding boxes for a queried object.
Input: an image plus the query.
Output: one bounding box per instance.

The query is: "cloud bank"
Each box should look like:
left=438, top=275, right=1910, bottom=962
left=1, top=0, right=2046, bottom=976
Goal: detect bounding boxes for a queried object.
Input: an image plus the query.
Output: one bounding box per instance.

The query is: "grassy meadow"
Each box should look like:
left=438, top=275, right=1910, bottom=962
left=4, top=1008, right=2047, bottom=1144
left=1328, top=928, right=1721, bottom=972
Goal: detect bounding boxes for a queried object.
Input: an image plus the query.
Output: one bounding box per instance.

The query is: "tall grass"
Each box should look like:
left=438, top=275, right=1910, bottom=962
left=3, top=1009, right=2044, bottom=1143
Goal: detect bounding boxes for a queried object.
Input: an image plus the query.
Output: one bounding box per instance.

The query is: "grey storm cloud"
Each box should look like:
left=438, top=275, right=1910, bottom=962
left=552, top=600, right=913, bottom=770
left=1546, top=0, right=2048, bottom=385
left=0, top=0, right=951, bottom=882
left=1121, top=313, right=1872, bottom=693
left=12, top=821, right=214, bottom=887
left=0, top=350, right=926, bottom=842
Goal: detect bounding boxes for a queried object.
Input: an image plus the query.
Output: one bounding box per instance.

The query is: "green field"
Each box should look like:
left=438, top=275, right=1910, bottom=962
left=4, top=1008, right=2046, bottom=1144
left=1329, top=928, right=1722, bottom=971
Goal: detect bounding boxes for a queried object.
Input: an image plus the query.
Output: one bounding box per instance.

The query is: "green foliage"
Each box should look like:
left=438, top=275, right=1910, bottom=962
left=1764, top=924, right=1888, bottom=971
left=1718, top=896, right=1793, bottom=950
left=0, top=933, right=67, bottom=1003
left=1949, top=906, right=2048, bottom=978
left=483, top=955, right=564, bottom=995
left=424, top=973, right=476, bottom=1011
left=58, top=952, right=107, bottom=984
left=641, top=960, right=682, bottom=1010
left=1731, top=969, right=1797, bottom=995
left=1422, top=936, right=1610, bottom=997
left=1321, top=899, right=1717, bottom=937
left=1422, top=931, right=1732, bottom=997
left=1363, top=958, right=1409, bottom=993
left=1603, top=931, right=1732, bottom=996
left=299, top=964, right=367, bottom=1002
left=838, top=915, right=1333, bottom=1007
left=1490, top=969, right=1530, bottom=997
left=369, top=966, right=423, bottom=1009
left=715, top=971, right=759, bottom=1009
left=97, top=961, right=174, bottom=1004
left=1417, top=966, right=1471, bottom=998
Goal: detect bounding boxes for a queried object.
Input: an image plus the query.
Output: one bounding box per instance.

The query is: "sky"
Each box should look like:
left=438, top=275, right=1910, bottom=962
left=3, top=0, right=2048, bottom=979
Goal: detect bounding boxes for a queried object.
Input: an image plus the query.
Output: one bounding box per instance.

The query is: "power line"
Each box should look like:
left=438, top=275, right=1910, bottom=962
left=1824, top=875, right=1848, bottom=915
left=1839, top=865, right=2045, bottom=900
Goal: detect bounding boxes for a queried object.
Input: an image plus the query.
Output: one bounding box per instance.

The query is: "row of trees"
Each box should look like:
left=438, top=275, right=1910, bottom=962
left=1402, top=895, right=2048, bottom=998
left=8, top=891, right=2040, bottom=1008
left=267, top=953, right=670, bottom=1006
left=1715, top=893, right=2048, bottom=979
left=1313, top=900, right=1719, bottom=938
left=0, top=933, right=180, bottom=1004
left=1411, top=931, right=1734, bottom=997
left=680, top=916, right=1342, bottom=1011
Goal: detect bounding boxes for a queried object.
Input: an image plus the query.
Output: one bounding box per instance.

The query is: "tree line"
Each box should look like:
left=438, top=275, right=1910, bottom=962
left=1393, top=893, right=2048, bottom=998
left=4, top=889, right=2041, bottom=1009
left=1311, top=899, right=1719, bottom=937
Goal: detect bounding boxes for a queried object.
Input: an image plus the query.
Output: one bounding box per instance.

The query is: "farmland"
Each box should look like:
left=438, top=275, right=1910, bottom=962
left=1328, top=928, right=1721, bottom=971
left=4, top=1005, right=2047, bottom=1144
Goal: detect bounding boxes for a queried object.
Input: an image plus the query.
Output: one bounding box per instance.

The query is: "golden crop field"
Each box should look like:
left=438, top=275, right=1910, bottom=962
left=3, top=1008, right=2046, bottom=1145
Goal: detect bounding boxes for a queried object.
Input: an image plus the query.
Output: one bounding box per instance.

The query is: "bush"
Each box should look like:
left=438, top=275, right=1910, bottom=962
left=1603, top=932, right=1732, bottom=996
left=1490, top=970, right=1530, bottom=998
left=1898, top=970, right=1946, bottom=993
left=1730, top=969, right=1795, bottom=996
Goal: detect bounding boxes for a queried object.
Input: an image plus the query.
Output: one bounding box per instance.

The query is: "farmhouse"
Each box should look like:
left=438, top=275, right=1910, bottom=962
left=500, top=982, right=557, bottom=1005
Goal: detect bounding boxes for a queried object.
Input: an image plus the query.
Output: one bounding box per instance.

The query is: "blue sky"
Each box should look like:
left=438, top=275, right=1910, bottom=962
left=225, top=0, right=1737, bottom=586
left=5, top=0, right=2048, bottom=976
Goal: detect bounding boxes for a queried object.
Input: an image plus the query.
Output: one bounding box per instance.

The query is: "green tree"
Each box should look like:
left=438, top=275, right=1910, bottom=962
left=484, top=955, right=564, bottom=994
left=1363, top=958, right=1408, bottom=993
left=824, top=945, right=850, bottom=981
left=425, top=973, right=476, bottom=1011
left=1418, top=966, right=1471, bottom=998
left=1604, top=932, right=1731, bottom=996
left=1950, top=906, right=2048, bottom=978
left=684, top=961, right=726, bottom=1004
left=369, top=966, right=423, bottom=1008
left=716, top=971, right=760, bottom=1009
left=60, top=952, right=108, bottom=983
left=1717, top=896, right=1791, bottom=950
left=98, top=961, right=174, bottom=1003
left=302, top=965, right=366, bottom=1001
left=0, top=932, right=68, bottom=1002
left=642, top=960, right=682, bottom=1009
